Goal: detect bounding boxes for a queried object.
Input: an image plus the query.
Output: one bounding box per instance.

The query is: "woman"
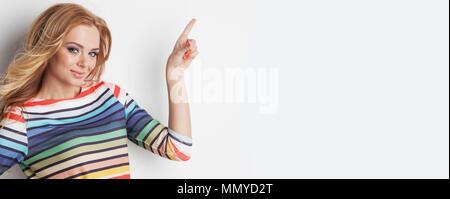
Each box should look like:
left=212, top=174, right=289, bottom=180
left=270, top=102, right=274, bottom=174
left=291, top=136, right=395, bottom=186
left=0, top=3, right=197, bottom=179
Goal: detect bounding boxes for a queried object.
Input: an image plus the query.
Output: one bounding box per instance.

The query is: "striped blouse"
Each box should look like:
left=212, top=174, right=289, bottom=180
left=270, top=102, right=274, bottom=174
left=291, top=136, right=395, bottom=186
left=0, top=81, right=192, bottom=179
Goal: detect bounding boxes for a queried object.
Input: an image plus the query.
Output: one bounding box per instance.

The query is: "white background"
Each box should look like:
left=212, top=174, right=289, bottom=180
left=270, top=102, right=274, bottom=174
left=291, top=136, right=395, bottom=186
left=0, top=0, right=448, bottom=179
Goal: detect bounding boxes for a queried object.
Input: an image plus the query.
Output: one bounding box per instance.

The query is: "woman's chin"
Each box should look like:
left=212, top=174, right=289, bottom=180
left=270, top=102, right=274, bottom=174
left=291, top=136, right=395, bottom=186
left=67, top=77, right=86, bottom=87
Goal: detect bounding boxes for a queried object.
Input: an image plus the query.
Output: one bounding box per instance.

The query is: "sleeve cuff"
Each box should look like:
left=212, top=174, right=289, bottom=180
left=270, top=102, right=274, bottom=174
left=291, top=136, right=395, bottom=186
left=168, top=128, right=193, bottom=146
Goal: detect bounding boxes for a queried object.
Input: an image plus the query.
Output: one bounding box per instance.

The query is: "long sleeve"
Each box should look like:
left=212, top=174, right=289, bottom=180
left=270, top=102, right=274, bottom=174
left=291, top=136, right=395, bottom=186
left=0, top=106, right=28, bottom=176
left=105, top=82, right=192, bottom=161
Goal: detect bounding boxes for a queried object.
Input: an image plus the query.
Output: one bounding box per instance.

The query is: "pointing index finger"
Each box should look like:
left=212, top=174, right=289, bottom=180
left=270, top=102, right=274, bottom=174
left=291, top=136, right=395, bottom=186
left=180, top=18, right=196, bottom=39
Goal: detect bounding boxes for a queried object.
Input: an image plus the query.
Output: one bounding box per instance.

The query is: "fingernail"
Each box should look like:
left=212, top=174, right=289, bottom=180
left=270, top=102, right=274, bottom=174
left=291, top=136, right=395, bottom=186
left=187, top=41, right=191, bottom=47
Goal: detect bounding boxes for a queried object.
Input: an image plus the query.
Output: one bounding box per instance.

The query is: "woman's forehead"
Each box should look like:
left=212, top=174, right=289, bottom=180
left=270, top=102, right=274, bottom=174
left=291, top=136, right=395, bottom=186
left=64, top=24, right=100, bottom=49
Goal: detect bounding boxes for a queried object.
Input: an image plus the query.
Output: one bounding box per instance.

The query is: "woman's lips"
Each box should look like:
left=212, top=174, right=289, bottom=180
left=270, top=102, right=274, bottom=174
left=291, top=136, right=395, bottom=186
left=70, top=70, right=85, bottom=79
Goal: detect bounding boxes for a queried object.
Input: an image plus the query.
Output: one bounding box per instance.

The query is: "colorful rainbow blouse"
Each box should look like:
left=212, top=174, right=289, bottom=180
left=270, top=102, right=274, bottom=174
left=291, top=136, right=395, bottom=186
left=0, top=81, right=192, bottom=179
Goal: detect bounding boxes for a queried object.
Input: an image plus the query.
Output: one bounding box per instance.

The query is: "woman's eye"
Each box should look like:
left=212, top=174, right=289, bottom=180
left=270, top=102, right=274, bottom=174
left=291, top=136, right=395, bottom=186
left=68, top=47, right=79, bottom=54
left=89, top=52, right=98, bottom=57
left=68, top=47, right=97, bottom=57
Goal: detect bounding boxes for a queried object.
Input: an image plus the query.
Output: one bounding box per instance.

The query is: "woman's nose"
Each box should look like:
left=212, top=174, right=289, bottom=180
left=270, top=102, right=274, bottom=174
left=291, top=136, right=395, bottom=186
left=77, top=53, right=90, bottom=68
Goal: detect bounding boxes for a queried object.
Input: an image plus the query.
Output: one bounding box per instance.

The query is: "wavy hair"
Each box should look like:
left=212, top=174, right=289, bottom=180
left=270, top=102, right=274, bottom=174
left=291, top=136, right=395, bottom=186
left=0, top=3, right=112, bottom=129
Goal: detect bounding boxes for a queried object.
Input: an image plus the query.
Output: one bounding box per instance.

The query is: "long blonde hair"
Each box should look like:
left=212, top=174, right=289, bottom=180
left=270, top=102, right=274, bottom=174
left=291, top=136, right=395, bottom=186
left=0, top=3, right=112, bottom=129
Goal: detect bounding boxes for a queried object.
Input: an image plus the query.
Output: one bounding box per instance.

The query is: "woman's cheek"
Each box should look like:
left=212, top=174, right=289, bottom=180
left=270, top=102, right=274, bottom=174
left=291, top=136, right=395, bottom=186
left=49, top=51, right=71, bottom=71
left=63, top=52, right=78, bottom=66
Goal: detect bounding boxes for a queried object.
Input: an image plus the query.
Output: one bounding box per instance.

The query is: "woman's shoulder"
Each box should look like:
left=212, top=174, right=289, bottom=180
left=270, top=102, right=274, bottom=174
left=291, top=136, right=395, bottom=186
left=102, top=81, right=117, bottom=91
left=83, top=80, right=121, bottom=91
left=96, top=81, right=127, bottom=101
left=1, top=105, right=25, bottom=124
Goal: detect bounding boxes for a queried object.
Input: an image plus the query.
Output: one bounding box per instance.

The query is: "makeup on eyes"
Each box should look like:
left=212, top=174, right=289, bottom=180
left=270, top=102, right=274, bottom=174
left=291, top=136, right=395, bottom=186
left=65, top=41, right=99, bottom=57
left=67, top=47, right=98, bottom=57
left=68, top=47, right=79, bottom=53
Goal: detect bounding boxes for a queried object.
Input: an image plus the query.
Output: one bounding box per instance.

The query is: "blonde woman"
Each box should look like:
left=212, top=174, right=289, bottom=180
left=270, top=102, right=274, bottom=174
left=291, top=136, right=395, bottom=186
left=0, top=3, right=197, bottom=179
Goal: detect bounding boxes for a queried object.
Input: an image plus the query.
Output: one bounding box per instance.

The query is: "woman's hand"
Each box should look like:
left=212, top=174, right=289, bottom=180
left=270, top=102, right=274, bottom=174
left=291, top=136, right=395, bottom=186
left=166, top=18, right=199, bottom=76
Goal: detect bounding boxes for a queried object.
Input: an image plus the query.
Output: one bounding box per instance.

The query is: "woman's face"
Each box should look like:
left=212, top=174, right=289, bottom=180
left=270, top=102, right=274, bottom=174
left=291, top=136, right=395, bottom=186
left=46, top=24, right=100, bottom=87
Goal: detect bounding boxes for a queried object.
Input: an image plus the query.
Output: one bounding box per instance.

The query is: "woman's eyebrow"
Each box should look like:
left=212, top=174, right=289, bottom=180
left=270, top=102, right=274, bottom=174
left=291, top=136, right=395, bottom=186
left=66, top=41, right=100, bottom=51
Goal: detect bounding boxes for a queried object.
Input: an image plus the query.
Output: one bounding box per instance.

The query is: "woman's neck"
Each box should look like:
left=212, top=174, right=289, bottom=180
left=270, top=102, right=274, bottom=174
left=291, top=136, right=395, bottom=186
left=35, top=76, right=81, bottom=100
